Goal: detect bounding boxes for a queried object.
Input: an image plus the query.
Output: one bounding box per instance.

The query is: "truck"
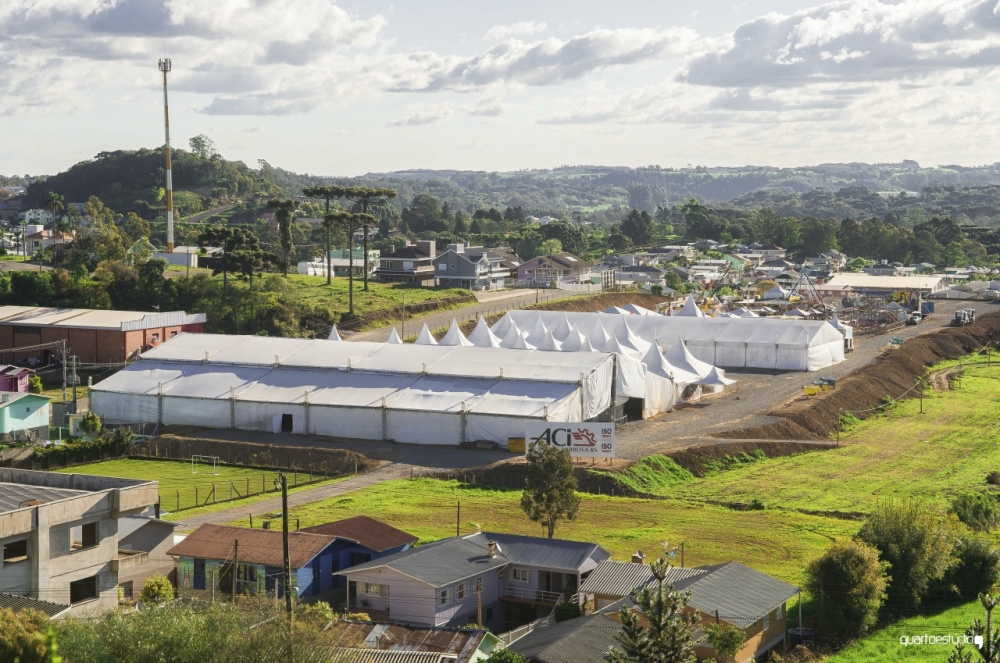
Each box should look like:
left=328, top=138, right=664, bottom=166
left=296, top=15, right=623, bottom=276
left=952, top=308, right=977, bottom=326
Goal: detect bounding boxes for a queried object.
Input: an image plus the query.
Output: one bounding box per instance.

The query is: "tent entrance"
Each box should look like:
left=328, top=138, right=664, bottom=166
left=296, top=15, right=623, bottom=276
left=623, top=398, right=644, bottom=422
left=280, top=414, right=293, bottom=433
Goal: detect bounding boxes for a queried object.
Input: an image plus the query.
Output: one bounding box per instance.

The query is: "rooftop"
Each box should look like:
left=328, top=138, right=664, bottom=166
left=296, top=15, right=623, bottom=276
left=508, top=613, right=622, bottom=663
left=301, top=516, right=416, bottom=553
left=0, top=482, right=87, bottom=514
left=0, top=392, right=51, bottom=410
left=166, top=524, right=336, bottom=568
left=324, top=621, right=495, bottom=663
left=0, top=306, right=205, bottom=331
left=823, top=274, right=947, bottom=290
left=0, top=468, right=156, bottom=516
left=0, top=592, right=70, bottom=619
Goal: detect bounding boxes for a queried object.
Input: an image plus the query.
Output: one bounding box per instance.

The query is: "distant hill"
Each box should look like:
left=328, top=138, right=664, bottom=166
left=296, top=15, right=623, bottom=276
left=25, top=148, right=277, bottom=218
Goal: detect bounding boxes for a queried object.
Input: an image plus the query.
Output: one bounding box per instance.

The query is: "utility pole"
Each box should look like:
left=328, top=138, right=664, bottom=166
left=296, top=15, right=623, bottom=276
left=61, top=339, right=67, bottom=403
left=401, top=290, right=405, bottom=339
left=456, top=501, right=460, bottom=537
left=277, top=474, right=293, bottom=629
left=476, top=578, right=483, bottom=628
left=71, top=355, right=77, bottom=409
left=158, top=58, right=175, bottom=253
left=232, top=539, right=239, bottom=598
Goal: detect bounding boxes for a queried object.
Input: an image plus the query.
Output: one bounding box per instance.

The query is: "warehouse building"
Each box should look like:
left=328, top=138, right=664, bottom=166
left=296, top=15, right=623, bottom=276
left=0, top=306, right=206, bottom=366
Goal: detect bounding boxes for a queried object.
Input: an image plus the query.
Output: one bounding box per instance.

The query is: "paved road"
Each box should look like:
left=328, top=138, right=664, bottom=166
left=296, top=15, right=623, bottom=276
left=616, top=299, right=985, bottom=458
left=345, top=289, right=571, bottom=342
left=181, top=203, right=237, bottom=225
left=178, top=462, right=415, bottom=527
left=0, top=260, right=52, bottom=272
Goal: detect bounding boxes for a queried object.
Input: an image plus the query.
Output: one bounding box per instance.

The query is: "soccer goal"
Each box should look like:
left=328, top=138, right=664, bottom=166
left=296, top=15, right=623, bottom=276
left=191, top=455, right=220, bottom=476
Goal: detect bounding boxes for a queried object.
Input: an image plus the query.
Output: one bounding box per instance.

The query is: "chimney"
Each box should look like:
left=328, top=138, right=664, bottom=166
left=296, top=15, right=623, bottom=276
left=487, top=541, right=497, bottom=558
left=389, top=245, right=395, bottom=253
left=448, top=243, right=465, bottom=254
left=631, top=550, right=644, bottom=564
left=416, top=240, right=435, bottom=257
left=1, top=394, right=8, bottom=403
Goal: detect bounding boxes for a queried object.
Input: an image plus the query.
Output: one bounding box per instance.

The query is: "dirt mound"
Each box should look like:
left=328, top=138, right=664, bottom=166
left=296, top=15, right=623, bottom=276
left=733, top=311, right=1000, bottom=440
left=667, top=440, right=831, bottom=476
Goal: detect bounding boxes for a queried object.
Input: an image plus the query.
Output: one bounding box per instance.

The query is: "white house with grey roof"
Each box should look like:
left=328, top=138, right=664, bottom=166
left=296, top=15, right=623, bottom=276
left=432, top=243, right=514, bottom=291
left=336, top=532, right=610, bottom=632
left=0, top=469, right=159, bottom=617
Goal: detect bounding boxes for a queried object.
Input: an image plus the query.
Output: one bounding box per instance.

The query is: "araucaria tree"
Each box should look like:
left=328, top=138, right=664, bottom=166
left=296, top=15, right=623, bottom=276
left=606, top=557, right=700, bottom=663
left=520, top=441, right=581, bottom=539
left=266, top=198, right=298, bottom=276
left=302, top=185, right=344, bottom=286
left=338, top=187, right=397, bottom=291
left=949, top=594, right=1000, bottom=663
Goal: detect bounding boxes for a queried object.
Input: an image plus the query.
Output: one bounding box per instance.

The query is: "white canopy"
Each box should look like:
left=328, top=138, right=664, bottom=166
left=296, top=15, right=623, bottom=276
left=787, top=308, right=808, bottom=317
left=562, top=329, right=594, bottom=352
left=536, top=329, right=563, bottom=352
left=623, top=303, right=655, bottom=316
left=387, top=328, right=403, bottom=344
left=327, top=325, right=342, bottom=341
left=468, top=316, right=503, bottom=348
left=698, top=366, right=736, bottom=387
left=665, top=336, right=714, bottom=379
left=677, top=295, right=706, bottom=317
left=590, top=321, right=611, bottom=348
left=763, top=285, right=789, bottom=300
left=415, top=324, right=438, bottom=346
left=603, top=306, right=632, bottom=315
left=509, top=331, right=537, bottom=351
left=550, top=314, right=574, bottom=341
left=499, top=320, right=524, bottom=348
left=439, top=320, right=473, bottom=347
left=732, top=307, right=759, bottom=318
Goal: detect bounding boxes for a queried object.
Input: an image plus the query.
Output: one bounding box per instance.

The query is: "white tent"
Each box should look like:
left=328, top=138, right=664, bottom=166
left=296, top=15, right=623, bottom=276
left=732, top=307, right=759, bottom=318
left=550, top=314, right=574, bottom=341
left=526, top=317, right=550, bottom=344
left=468, top=316, right=503, bottom=348
left=439, top=320, right=474, bottom=347
left=665, top=336, right=714, bottom=379
left=536, top=329, right=563, bottom=352
left=562, top=329, right=595, bottom=352
left=495, top=311, right=844, bottom=371
left=509, top=331, right=537, bottom=351
left=677, top=295, right=706, bottom=317
left=787, top=308, right=808, bottom=317
left=603, top=306, right=632, bottom=315
left=499, top=320, right=524, bottom=348
left=387, top=328, right=403, bottom=344
left=328, top=325, right=342, bottom=341
left=91, top=334, right=615, bottom=448
left=698, top=366, right=736, bottom=387
left=763, top=285, right=789, bottom=300
left=623, top=303, right=655, bottom=316
left=415, top=324, right=438, bottom=346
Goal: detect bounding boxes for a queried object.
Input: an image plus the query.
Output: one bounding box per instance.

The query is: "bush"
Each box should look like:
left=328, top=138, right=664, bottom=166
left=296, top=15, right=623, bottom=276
left=943, top=535, right=1000, bottom=600
left=857, top=500, right=956, bottom=610
left=78, top=412, right=102, bottom=435
left=139, top=574, right=174, bottom=604
left=839, top=411, right=861, bottom=430
left=298, top=601, right=334, bottom=627
left=0, top=607, right=49, bottom=663
left=28, top=374, right=43, bottom=394
left=345, top=612, right=370, bottom=621
left=805, top=540, right=889, bottom=637
left=987, top=471, right=1000, bottom=486
left=554, top=601, right=582, bottom=623
left=951, top=492, right=1000, bottom=532
left=748, top=498, right=766, bottom=511
left=484, top=650, right=528, bottom=663
left=705, top=623, right=748, bottom=660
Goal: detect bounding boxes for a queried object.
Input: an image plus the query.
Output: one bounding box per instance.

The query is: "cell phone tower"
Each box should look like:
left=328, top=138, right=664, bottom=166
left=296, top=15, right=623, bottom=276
left=158, top=58, right=174, bottom=252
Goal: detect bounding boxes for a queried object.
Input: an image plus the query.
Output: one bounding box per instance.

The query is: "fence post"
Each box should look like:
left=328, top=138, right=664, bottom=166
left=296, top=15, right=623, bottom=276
left=246, top=477, right=250, bottom=497
left=195, top=486, right=198, bottom=506
left=176, top=490, right=179, bottom=511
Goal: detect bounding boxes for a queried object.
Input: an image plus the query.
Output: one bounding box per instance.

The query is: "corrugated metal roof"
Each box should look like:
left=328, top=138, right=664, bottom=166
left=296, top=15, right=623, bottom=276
left=0, top=306, right=201, bottom=330
left=0, top=482, right=87, bottom=514
left=580, top=560, right=704, bottom=597
left=823, top=274, right=946, bottom=291
left=328, top=649, right=451, bottom=663
left=486, top=532, right=608, bottom=573
left=301, top=516, right=416, bottom=553
left=0, top=592, right=70, bottom=618
left=324, top=622, right=489, bottom=662
left=0, top=392, right=51, bottom=411
left=166, top=524, right=336, bottom=568
left=509, top=614, right=621, bottom=663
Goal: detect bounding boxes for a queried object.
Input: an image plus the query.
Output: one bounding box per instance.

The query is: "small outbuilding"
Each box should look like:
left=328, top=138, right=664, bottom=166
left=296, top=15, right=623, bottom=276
left=0, top=392, right=50, bottom=442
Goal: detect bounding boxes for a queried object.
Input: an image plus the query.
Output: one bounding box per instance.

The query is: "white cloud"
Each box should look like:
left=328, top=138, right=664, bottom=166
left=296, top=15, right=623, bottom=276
left=484, top=21, right=547, bottom=42
left=386, top=108, right=453, bottom=127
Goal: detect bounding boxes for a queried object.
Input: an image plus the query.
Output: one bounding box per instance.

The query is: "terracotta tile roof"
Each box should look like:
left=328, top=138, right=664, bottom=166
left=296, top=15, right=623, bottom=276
left=300, top=516, right=416, bottom=553
left=166, top=524, right=335, bottom=568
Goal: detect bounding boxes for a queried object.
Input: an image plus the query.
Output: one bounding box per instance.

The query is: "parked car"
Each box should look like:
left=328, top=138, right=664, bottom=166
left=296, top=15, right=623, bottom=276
left=906, top=313, right=922, bottom=325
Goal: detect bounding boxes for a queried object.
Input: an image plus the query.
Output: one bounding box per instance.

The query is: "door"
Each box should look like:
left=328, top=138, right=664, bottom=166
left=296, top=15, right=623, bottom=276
left=281, top=414, right=293, bottom=433
left=193, top=559, right=206, bottom=590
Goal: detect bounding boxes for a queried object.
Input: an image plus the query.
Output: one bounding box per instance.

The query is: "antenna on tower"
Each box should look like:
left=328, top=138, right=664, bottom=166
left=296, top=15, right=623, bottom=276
left=158, top=57, right=174, bottom=253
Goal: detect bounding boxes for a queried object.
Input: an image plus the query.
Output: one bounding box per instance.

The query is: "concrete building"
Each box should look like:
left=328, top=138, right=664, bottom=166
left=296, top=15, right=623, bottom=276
left=433, top=243, right=512, bottom=291
left=375, top=240, right=440, bottom=286
left=116, top=514, right=184, bottom=600
left=818, top=274, right=947, bottom=299
left=0, top=468, right=159, bottom=616
left=0, top=392, right=51, bottom=442
left=0, top=306, right=206, bottom=366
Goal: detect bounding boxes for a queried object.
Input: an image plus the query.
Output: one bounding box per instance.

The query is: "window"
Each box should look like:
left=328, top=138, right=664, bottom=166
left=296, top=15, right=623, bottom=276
left=437, top=264, right=446, bottom=270
left=763, top=613, right=770, bottom=630
left=485, top=607, right=494, bottom=622
left=119, top=580, right=133, bottom=600
left=351, top=552, right=372, bottom=566
left=457, top=582, right=467, bottom=600
left=438, top=588, right=450, bottom=605
left=362, top=583, right=381, bottom=596
left=71, top=522, right=98, bottom=551
left=776, top=605, right=783, bottom=620
left=511, top=568, right=530, bottom=583
left=151, top=333, right=160, bottom=343
left=170, top=331, right=178, bottom=338
left=3, top=539, right=28, bottom=564
left=70, top=575, right=98, bottom=604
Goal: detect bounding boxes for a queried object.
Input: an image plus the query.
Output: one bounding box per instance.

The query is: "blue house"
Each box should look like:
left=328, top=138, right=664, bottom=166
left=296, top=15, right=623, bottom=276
left=169, top=517, right=416, bottom=600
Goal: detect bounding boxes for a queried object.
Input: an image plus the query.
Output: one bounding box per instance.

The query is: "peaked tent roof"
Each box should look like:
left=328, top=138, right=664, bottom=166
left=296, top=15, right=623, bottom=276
left=510, top=331, right=537, bottom=351
left=665, top=336, right=713, bottom=379
left=698, top=366, right=736, bottom=387
left=526, top=317, right=550, bottom=344
left=328, top=325, right=342, bottom=341
left=550, top=314, right=574, bottom=341
left=590, top=321, right=611, bottom=349
left=499, top=320, right=524, bottom=348
left=763, top=285, right=789, bottom=300
left=439, top=320, right=473, bottom=347
left=467, top=316, right=503, bottom=348
left=415, top=324, right=438, bottom=346
left=623, top=303, right=655, bottom=316
left=387, top=328, right=403, bottom=344
left=537, top=329, right=563, bottom=352
left=677, top=295, right=706, bottom=317
left=642, top=342, right=698, bottom=384
left=562, top=329, right=595, bottom=353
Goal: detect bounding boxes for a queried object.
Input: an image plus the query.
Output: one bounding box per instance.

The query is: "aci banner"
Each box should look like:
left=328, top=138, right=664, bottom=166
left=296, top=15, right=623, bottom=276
left=524, top=422, right=616, bottom=459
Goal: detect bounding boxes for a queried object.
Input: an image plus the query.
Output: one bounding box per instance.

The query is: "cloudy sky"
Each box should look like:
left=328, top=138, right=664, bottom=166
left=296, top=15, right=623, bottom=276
left=3, top=0, right=1000, bottom=175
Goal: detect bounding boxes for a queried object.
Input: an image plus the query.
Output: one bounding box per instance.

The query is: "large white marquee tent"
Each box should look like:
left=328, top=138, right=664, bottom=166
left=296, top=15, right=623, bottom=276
left=91, top=334, right=620, bottom=447
left=493, top=310, right=845, bottom=372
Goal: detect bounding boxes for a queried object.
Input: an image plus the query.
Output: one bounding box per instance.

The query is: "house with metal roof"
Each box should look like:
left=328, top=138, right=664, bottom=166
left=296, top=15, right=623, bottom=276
left=324, top=620, right=502, bottom=663
left=301, top=516, right=417, bottom=590
left=432, top=243, right=516, bottom=291
left=336, top=532, right=610, bottom=632
left=570, top=559, right=800, bottom=663
left=0, top=364, right=34, bottom=393
left=0, top=392, right=51, bottom=442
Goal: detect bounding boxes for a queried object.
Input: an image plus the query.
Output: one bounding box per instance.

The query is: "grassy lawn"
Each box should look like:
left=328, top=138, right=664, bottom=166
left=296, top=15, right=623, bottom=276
left=825, top=600, right=984, bottom=662
left=643, top=363, right=1000, bottom=515
left=220, top=478, right=854, bottom=586
left=56, top=458, right=339, bottom=513
left=280, top=275, right=469, bottom=316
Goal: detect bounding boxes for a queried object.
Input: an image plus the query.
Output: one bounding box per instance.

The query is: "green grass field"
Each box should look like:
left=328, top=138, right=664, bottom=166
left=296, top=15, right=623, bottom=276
left=56, top=458, right=338, bottom=513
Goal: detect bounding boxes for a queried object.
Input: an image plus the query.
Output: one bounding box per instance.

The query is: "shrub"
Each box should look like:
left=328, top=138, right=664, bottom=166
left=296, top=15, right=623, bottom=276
left=345, top=612, right=370, bottom=621
left=139, top=574, right=174, bottom=604
left=28, top=374, right=43, bottom=394
left=78, top=412, right=102, bottom=435
left=805, top=540, right=889, bottom=637
left=839, top=411, right=861, bottom=430
left=951, top=492, right=1000, bottom=532
left=987, top=471, right=1000, bottom=486
left=554, top=601, right=582, bottom=623
left=748, top=498, right=766, bottom=511
left=857, top=500, right=956, bottom=610
left=943, top=535, right=1000, bottom=600
left=0, top=607, right=49, bottom=663
left=298, top=601, right=334, bottom=627
left=484, top=650, right=528, bottom=663
left=705, top=623, right=747, bottom=660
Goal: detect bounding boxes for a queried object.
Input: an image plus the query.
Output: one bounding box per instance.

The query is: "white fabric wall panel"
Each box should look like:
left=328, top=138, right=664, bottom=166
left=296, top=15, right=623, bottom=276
left=387, top=410, right=461, bottom=445
left=715, top=343, right=746, bottom=368
left=466, top=415, right=527, bottom=447
left=234, top=401, right=306, bottom=433
left=308, top=406, right=383, bottom=440
left=746, top=344, right=777, bottom=369
left=686, top=341, right=716, bottom=365
left=91, top=392, right=159, bottom=424
left=615, top=355, right=647, bottom=399
left=161, top=396, right=231, bottom=428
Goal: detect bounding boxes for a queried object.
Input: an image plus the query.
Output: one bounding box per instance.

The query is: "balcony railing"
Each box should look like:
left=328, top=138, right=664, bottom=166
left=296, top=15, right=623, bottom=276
left=501, top=586, right=564, bottom=604
left=111, top=550, right=148, bottom=572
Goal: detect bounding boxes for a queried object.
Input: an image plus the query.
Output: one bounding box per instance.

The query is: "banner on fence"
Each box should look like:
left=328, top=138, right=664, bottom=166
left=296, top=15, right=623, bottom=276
left=523, top=422, right=615, bottom=459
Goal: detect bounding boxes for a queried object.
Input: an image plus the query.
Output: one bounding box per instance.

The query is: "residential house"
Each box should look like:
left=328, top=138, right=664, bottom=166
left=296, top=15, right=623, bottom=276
left=353, top=227, right=380, bottom=243
left=433, top=243, right=512, bottom=291
left=337, top=532, right=611, bottom=632
left=525, top=559, right=800, bottom=663
left=0, top=468, right=159, bottom=616
left=324, top=621, right=502, bottom=663
left=26, top=230, right=73, bottom=253
left=170, top=523, right=341, bottom=599
left=912, top=262, right=937, bottom=273
left=298, top=249, right=380, bottom=279
left=0, top=392, right=51, bottom=442
left=517, top=253, right=593, bottom=286
left=0, top=365, right=34, bottom=393
left=490, top=248, right=525, bottom=281
left=115, top=512, right=184, bottom=600
left=615, top=264, right=664, bottom=286
left=375, top=240, right=440, bottom=286
left=646, top=248, right=682, bottom=263
left=774, top=270, right=800, bottom=289
left=864, top=260, right=904, bottom=277
left=748, top=244, right=786, bottom=259
left=692, top=239, right=719, bottom=252
left=301, top=515, right=417, bottom=590
left=23, top=209, right=54, bottom=225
